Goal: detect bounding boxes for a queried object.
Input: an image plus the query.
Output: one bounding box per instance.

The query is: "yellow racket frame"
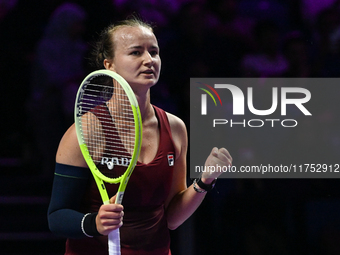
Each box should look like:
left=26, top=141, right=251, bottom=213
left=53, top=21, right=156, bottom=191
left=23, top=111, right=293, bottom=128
left=74, top=69, right=142, bottom=205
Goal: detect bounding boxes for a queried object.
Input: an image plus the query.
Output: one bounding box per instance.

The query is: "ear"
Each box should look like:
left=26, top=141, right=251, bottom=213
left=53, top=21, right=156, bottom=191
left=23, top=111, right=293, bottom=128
left=103, top=59, right=115, bottom=71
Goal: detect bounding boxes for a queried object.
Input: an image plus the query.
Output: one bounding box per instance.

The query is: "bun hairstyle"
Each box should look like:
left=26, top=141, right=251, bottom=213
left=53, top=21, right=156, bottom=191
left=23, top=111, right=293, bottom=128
left=92, top=18, right=153, bottom=69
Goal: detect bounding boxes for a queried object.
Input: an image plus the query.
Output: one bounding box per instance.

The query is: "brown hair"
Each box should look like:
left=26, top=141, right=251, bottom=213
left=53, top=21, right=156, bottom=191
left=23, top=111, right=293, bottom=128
left=92, top=18, right=153, bottom=69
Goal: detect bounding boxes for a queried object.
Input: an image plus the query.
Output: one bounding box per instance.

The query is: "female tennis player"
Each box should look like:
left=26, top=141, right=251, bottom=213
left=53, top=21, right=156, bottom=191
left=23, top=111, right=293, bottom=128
left=48, top=18, right=232, bottom=255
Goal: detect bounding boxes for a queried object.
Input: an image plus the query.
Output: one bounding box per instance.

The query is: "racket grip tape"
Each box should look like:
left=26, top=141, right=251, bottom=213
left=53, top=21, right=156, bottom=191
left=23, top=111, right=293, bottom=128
left=108, top=229, right=121, bottom=255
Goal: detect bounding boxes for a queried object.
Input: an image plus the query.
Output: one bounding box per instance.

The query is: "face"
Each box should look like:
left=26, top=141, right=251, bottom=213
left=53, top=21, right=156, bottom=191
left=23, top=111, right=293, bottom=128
left=105, top=26, right=161, bottom=92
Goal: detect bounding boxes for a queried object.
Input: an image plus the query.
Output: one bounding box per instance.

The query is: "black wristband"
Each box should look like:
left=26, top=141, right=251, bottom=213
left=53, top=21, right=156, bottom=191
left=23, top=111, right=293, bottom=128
left=83, top=213, right=102, bottom=237
left=196, top=178, right=217, bottom=192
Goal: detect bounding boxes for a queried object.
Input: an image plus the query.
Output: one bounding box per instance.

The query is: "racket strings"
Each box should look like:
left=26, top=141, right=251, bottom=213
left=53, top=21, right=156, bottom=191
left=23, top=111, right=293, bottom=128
left=80, top=78, right=136, bottom=179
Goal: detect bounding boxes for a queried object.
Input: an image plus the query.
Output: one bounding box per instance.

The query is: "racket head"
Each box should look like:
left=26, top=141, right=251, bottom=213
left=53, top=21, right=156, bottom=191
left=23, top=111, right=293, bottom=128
left=74, top=69, right=142, bottom=188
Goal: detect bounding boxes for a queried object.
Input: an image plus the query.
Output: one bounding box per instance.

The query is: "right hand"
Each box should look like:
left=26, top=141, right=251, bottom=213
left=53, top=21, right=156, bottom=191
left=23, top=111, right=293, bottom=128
left=96, top=194, right=124, bottom=236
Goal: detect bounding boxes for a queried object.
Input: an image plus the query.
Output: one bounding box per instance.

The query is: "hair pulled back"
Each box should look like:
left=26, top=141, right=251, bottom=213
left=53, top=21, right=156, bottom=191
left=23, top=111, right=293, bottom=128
left=92, top=18, right=153, bottom=69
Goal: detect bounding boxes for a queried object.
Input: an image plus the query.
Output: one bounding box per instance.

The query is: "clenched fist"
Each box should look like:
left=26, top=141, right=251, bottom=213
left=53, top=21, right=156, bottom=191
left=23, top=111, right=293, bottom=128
left=201, top=147, right=232, bottom=184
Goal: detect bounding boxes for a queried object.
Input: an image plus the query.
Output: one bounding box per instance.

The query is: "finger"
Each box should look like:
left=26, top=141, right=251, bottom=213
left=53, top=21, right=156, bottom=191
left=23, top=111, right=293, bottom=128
left=211, top=147, right=218, bottom=157
left=99, top=205, right=124, bottom=222
left=218, top=148, right=233, bottom=162
left=102, top=210, right=124, bottom=220
left=100, top=220, right=123, bottom=235
left=111, top=210, right=124, bottom=219
left=101, top=216, right=124, bottom=227
left=105, top=204, right=124, bottom=213
left=109, top=194, right=117, bottom=204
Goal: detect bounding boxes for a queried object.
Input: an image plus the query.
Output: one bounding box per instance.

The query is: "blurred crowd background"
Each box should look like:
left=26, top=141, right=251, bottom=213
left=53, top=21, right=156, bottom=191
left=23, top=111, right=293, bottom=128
left=1, top=0, right=340, bottom=254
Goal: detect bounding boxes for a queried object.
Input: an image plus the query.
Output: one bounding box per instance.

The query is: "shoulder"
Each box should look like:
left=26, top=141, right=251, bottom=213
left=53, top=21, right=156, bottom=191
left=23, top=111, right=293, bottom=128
left=165, top=112, right=187, bottom=135
left=165, top=112, right=188, bottom=159
left=153, top=105, right=187, bottom=139
left=56, top=124, right=87, bottom=167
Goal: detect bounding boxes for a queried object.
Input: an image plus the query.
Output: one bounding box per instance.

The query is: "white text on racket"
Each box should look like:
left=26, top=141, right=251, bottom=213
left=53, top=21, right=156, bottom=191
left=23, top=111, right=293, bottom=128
left=101, top=157, right=131, bottom=170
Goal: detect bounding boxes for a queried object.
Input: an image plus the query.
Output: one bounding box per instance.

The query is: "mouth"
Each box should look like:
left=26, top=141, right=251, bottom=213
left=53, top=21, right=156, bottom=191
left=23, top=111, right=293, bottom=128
left=141, top=69, right=155, bottom=75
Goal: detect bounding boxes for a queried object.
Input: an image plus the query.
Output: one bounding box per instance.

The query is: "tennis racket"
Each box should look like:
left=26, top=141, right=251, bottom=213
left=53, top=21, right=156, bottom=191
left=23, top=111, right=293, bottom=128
left=74, top=69, right=142, bottom=255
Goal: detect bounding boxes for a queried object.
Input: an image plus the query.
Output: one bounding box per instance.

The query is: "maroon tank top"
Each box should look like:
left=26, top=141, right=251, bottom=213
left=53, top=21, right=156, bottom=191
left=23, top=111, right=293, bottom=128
left=65, top=105, right=175, bottom=255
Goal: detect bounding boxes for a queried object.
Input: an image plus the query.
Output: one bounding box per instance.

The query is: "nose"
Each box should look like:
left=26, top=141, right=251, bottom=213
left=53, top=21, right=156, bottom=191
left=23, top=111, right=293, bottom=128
left=143, top=52, right=154, bottom=66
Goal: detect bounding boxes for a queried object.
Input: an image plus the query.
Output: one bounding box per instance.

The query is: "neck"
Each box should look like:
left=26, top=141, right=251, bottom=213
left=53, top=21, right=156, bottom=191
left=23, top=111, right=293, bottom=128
left=135, top=89, right=154, bottom=121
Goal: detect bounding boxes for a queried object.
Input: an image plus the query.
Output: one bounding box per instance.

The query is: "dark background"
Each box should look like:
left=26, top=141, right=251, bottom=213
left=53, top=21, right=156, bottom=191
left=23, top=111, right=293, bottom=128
left=1, top=0, right=340, bottom=254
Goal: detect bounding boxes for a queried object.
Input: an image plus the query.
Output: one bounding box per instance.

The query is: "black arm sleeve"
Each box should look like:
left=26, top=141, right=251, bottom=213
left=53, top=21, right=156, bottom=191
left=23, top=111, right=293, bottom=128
left=47, top=163, right=90, bottom=238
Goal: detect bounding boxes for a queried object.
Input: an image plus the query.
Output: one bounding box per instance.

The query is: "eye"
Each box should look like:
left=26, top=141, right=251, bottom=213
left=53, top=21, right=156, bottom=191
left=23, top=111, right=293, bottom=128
left=130, top=51, right=141, bottom=56
left=150, top=50, right=159, bottom=57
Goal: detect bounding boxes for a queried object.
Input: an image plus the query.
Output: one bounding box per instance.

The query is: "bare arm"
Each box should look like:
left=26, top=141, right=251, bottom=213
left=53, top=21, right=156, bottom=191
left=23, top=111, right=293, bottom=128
left=56, top=124, right=87, bottom=166
left=164, top=114, right=232, bottom=230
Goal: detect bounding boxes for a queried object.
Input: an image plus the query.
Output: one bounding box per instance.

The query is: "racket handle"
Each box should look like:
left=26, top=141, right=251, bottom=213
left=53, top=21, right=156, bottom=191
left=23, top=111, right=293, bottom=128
left=108, top=229, right=121, bottom=255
